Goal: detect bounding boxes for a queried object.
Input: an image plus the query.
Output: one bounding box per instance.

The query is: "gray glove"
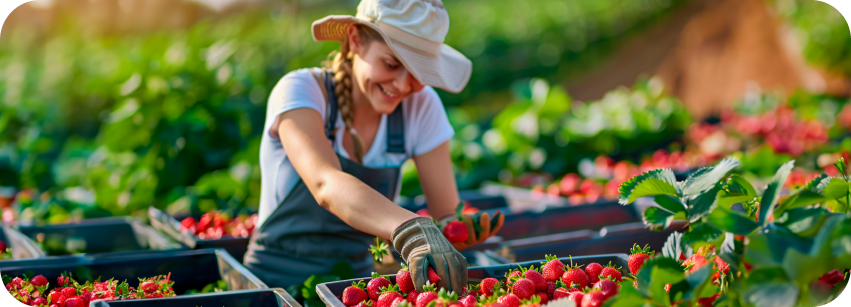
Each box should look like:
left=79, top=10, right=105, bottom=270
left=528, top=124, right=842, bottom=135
left=391, top=217, right=468, bottom=294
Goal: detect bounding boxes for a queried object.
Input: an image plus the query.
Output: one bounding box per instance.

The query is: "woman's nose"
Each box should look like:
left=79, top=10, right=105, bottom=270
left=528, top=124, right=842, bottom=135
left=395, top=70, right=424, bottom=94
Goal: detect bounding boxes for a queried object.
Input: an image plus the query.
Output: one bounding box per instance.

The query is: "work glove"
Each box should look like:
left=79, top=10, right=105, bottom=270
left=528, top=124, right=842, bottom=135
left=391, top=217, right=467, bottom=295
left=438, top=204, right=505, bottom=252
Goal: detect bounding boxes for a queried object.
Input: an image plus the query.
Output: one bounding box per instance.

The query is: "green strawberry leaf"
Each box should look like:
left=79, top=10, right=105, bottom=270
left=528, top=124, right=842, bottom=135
left=741, top=268, right=797, bottom=307
left=775, top=207, right=829, bottom=236
left=604, top=285, right=648, bottom=307
left=759, top=160, right=795, bottom=225
left=661, top=231, right=684, bottom=259
left=775, top=189, right=827, bottom=216
left=745, top=229, right=811, bottom=267
left=618, top=169, right=679, bottom=205
left=643, top=207, right=675, bottom=230
left=804, top=174, right=830, bottom=191
left=727, top=174, right=757, bottom=197
left=682, top=157, right=740, bottom=196
left=682, top=223, right=723, bottom=246
left=634, top=257, right=684, bottom=305
left=655, top=195, right=686, bottom=214
left=686, top=185, right=721, bottom=223
left=455, top=202, right=464, bottom=217
left=707, top=205, right=760, bottom=235
left=681, top=264, right=714, bottom=301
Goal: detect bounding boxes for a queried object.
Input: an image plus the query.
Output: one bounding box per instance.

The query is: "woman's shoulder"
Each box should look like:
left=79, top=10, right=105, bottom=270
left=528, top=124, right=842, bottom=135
left=276, top=67, right=324, bottom=85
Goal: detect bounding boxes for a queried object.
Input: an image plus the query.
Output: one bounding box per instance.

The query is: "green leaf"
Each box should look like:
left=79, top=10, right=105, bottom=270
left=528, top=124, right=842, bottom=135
left=654, top=195, right=686, bottom=214
left=803, top=174, right=830, bottom=191
left=683, top=157, right=741, bottom=195
left=775, top=207, right=829, bottom=236
left=661, top=231, right=684, bottom=259
left=605, top=284, right=647, bottom=307
left=743, top=282, right=798, bottom=307
left=834, top=157, right=847, bottom=179
left=682, top=264, right=715, bottom=301
left=687, top=185, right=721, bottom=222
left=682, top=223, right=723, bottom=246
left=634, top=257, right=684, bottom=305
left=759, top=160, right=795, bottom=225
left=643, top=207, right=675, bottom=230
left=822, top=178, right=850, bottom=201
left=330, top=261, right=354, bottom=280
left=619, top=169, right=679, bottom=205
left=775, top=190, right=827, bottom=216
left=745, top=230, right=812, bottom=267
left=727, top=174, right=757, bottom=197
left=707, top=206, right=760, bottom=235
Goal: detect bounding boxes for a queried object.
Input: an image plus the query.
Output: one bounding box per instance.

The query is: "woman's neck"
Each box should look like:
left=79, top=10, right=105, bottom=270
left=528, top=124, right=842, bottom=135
left=350, top=77, right=382, bottom=127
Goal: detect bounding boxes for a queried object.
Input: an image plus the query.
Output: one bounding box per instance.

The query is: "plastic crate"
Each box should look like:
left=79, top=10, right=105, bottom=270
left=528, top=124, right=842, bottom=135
left=0, top=223, right=45, bottom=260
left=89, top=288, right=300, bottom=307
left=484, top=200, right=640, bottom=241
left=148, top=207, right=252, bottom=262
left=499, top=222, right=682, bottom=263
left=0, top=248, right=267, bottom=294
left=399, top=189, right=510, bottom=212
left=17, top=217, right=184, bottom=256
left=316, top=254, right=628, bottom=307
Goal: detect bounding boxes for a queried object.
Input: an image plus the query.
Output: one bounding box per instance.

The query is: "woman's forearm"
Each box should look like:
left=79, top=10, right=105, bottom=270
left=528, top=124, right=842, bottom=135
left=315, top=171, right=419, bottom=240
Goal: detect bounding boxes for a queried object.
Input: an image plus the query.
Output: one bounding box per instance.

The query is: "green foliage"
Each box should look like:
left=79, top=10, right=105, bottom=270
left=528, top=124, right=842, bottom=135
left=771, top=0, right=851, bottom=77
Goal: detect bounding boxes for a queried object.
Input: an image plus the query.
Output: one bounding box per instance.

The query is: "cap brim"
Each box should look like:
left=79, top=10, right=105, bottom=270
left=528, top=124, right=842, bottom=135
left=312, top=15, right=471, bottom=93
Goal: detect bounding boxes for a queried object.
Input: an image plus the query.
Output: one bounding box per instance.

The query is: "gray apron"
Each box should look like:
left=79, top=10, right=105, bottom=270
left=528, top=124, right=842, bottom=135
left=243, top=70, right=406, bottom=288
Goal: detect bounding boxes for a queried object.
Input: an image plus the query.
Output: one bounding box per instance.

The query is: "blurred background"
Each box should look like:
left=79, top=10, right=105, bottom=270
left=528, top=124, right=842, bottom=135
left=0, top=0, right=849, bottom=224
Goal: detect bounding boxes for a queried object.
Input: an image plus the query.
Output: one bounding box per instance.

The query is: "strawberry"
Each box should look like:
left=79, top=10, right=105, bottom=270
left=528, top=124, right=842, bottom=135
left=180, top=217, right=196, bottom=232
left=62, top=287, right=77, bottom=299
left=697, top=294, right=720, bottom=307
left=65, top=297, right=86, bottom=307
left=819, top=269, right=846, bottom=286
left=497, top=294, right=521, bottom=307
left=628, top=244, right=655, bottom=275
left=140, top=281, right=158, bottom=293
left=415, top=289, right=438, bottom=307
left=57, top=276, right=70, bottom=287
left=683, top=255, right=710, bottom=273
left=343, top=281, right=369, bottom=306
left=31, top=275, right=48, bottom=287
left=444, top=221, right=469, bottom=243
left=534, top=292, right=548, bottom=305
left=599, top=265, right=622, bottom=282
left=592, top=279, right=618, bottom=299
left=541, top=255, right=565, bottom=282
left=460, top=294, right=477, bottom=307
left=427, top=267, right=441, bottom=284
left=713, top=257, right=730, bottom=275
left=377, top=289, right=404, bottom=307
left=580, top=291, right=606, bottom=307
left=368, top=272, right=392, bottom=301
left=512, top=279, right=535, bottom=300
left=397, top=264, right=415, bottom=294
left=553, top=287, right=571, bottom=300
left=505, top=270, right=522, bottom=286
left=356, top=300, right=375, bottom=307
left=664, top=283, right=672, bottom=293
left=566, top=292, right=584, bottom=306
left=561, top=258, right=589, bottom=290
left=433, top=288, right=460, bottom=307
left=80, top=292, right=95, bottom=305
left=49, top=292, right=66, bottom=307
left=480, top=278, right=501, bottom=297
left=9, top=277, right=23, bottom=288
left=31, top=297, right=47, bottom=306
left=584, top=263, right=603, bottom=284
left=523, top=269, right=547, bottom=292
left=545, top=281, right=555, bottom=300
left=406, top=291, right=419, bottom=304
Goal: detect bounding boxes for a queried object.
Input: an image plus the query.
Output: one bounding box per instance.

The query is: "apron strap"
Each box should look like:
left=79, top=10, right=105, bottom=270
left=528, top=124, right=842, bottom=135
left=386, top=104, right=405, bottom=153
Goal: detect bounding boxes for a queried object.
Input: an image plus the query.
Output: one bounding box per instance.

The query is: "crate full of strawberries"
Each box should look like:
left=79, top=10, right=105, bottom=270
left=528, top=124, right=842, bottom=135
left=16, top=217, right=183, bottom=256
left=315, top=253, right=629, bottom=307
left=4, top=272, right=178, bottom=306
left=148, top=207, right=257, bottom=262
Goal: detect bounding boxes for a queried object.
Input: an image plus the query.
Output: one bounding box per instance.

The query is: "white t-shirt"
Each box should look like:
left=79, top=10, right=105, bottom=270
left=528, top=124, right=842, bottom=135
left=258, top=68, right=455, bottom=227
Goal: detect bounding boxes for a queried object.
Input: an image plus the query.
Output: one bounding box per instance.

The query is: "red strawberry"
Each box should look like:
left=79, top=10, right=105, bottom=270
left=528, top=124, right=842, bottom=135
left=592, top=279, right=618, bottom=299
left=545, top=282, right=555, bottom=300
left=141, top=281, right=158, bottom=293
left=397, top=265, right=415, bottom=294
left=9, top=277, right=23, bottom=288
left=407, top=291, right=419, bottom=304
left=343, top=281, right=369, bottom=306
left=427, top=267, right=441, bottom=284
left=460, top=294, right=477, bottom=307
left=512, top=279, right=536, bottom=300
left=599, top=266, right=622, bottom=282
left=377, top=291, right=404, bottom=307
left=356, top=300, right=375, bottom=307
left=819, top=269, right=846, bottom=286
left=389, top=298, right=404, bottom=307
left=368, top=273, right=392, bottom=301
left=480, top=278, right=501, bottom=297
left=523, top=270, right=547, bottom=292
left=497, top=294, right=521, bottom=307
left=561, top=264, right=589, bottom=290
left=553, top=287, right=571, bottom=300
left=584, top=263, right=603, bottom=284
left=80, top=292, right=95, bottom=305
left=566, top=292, right=584, bottom=306
left=664, top=283, right=672, bottom=293
left=580, top=291, right=606, bottom=307
left=416, top=291, right=438, bottom=307
left=541, top=255, right=565, bottom=282
left=444, top=221, right=469, bottom=243
left=697, top=294, right=720, bottom=307
left=684, top=255, right=710, bottom=273
left=713, top=257, right=730, bottom=275
left=32, top=297, right=47, bottom=306
left=535, top=292, right=548, bottom=305
left=62, top=287, right=77, bottom=299
left=505, top=270, right=522, bottom=286
left=65, top=297, right=85, bottom=307
left=628, top=244, right=655, bottom=275
left=31, top=275, right=48, bottom=287
left=57, top=276, right=70, bottom=287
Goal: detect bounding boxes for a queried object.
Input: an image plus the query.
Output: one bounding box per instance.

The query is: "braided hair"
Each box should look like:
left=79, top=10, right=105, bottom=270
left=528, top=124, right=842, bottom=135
left=328, top=25, right=384, bottom=164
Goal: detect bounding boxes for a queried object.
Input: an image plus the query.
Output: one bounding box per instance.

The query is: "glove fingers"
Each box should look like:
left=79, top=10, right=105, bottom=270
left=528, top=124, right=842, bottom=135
left=477, top=213, right=492, bottom=244
left=432, top=254, right=452, bottom=291
left=409, top=256, right=428, bottom=292
left=462, top=215, right=477, bottom=246
left=446, top=253, right=468, bottom=295
left=452, top=241, right=471, bottom=252
left=490, top=212, right=505, bottom=236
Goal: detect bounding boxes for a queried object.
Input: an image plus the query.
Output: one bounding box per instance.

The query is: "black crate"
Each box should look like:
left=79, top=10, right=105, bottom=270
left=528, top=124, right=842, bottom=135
left=399, top=189, right=510, bottom=212
left=0, top=248, right=267, bottom=295
left=488, top=200, right=641, bottom=241
left=500, top=222, right=682, bottom=263
left=17, top=217, right=184, bottom=256
left=148, top=207, right=252, bottom=262
left=89, top=288, right=300, bottom=307
left=0, top=224, right=45, bottom=260
left=316, top=254, right=628, bottom=307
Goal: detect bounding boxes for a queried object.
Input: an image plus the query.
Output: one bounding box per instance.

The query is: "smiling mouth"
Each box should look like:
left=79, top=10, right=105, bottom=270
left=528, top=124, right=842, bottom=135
left=378, top=84, right=397, bottom=98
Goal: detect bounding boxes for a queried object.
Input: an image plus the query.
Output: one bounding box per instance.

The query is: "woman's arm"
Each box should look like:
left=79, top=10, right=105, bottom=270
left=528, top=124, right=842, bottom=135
left=413, top=141, right=460, bottom=220
left=276, top=108, right=419, bottom=240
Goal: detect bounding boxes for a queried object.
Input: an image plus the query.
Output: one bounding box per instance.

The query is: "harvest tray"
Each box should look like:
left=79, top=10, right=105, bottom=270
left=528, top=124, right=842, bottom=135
left=89, top=288, right=300, bottom=307
left=16, top=217, right=183, bottom=256
left=0, top=248, right=267, bottom=294
left=0, top=223, right=45, bottom=260
left=148, top=207, right=252, bottom=262
left=316, top=254, right=628, bottom=307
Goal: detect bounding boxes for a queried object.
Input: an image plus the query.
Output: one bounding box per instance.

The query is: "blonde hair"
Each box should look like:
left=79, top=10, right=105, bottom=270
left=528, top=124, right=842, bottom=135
left=328, top=25, right=384, bottom=164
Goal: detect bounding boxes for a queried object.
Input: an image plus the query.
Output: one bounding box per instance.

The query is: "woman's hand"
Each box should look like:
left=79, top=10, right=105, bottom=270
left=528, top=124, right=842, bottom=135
left=391, top=217, right=467, bottom=294
left=449, top=211, right=505, bottom=251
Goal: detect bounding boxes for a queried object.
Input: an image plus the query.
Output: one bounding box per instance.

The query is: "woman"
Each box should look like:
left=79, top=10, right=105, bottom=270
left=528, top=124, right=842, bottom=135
left=244, top=0, right=503, bottom=294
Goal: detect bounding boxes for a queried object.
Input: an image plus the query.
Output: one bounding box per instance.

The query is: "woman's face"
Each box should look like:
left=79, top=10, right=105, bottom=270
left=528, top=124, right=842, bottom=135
left=349, top=26, right=425, bottom=114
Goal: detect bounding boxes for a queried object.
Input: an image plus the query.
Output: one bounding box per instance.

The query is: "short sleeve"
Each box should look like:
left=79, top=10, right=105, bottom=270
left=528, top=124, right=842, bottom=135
left=406, top=86, right=455, bottom=156
left=264, top=68, right=326, bottom=137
